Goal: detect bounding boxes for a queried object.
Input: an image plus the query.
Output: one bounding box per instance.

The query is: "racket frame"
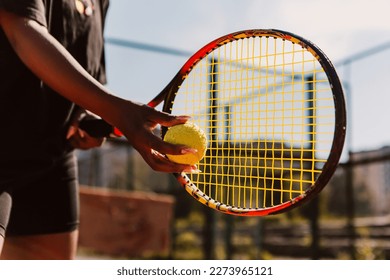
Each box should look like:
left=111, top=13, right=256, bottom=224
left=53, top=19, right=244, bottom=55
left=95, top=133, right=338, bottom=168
left=156, top=29, right=346, bottom=216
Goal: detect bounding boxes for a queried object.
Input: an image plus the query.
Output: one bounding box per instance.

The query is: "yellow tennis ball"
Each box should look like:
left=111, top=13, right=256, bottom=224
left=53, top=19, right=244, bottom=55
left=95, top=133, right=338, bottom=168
left=163, top=122, right=207, bottom=165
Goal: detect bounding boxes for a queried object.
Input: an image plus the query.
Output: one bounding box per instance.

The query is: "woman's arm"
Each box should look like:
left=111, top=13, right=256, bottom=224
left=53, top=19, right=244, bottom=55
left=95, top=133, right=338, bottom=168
left=0, top=9, right=198, bottom=173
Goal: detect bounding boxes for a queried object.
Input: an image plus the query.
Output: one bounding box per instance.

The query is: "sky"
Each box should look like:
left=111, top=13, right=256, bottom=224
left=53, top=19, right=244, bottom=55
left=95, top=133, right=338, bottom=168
left=102, top=0, right=390, bottom=156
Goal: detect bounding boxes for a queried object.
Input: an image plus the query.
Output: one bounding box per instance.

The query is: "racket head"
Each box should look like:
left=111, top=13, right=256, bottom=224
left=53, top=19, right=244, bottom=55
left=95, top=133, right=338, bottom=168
left=161, top=29, right=346, bottom=216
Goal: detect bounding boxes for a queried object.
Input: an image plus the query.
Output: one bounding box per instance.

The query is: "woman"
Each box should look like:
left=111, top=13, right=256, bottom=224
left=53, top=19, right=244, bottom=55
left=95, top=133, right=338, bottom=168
left=0, top=0, right=197, bottom=259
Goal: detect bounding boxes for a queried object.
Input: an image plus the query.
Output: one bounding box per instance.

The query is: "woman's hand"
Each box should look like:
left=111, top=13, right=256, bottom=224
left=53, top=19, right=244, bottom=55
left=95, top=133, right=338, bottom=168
left=66, top=109, right=105, bottom=150
left=115, top=101, right=199, bottom=173
left=66, top=125, right=106, bottom=150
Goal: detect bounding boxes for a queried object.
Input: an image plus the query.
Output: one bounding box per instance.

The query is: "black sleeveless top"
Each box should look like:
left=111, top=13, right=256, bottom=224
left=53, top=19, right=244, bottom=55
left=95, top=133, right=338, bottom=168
left=0, top=0, right=109, bottom=174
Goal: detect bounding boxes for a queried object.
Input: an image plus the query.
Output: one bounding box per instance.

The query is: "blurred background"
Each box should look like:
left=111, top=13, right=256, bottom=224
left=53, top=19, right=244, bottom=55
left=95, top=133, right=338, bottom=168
left=76, top=0, right=390, bottom=260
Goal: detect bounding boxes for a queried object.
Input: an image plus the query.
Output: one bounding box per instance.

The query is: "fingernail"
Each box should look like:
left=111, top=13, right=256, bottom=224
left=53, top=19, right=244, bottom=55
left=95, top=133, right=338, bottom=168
left=183, top=166, right=202, bottom=173
left=66, top=126, right=76, bottom=139
left=181, top=148, right=198, bottom=154
left=79, top=129, right=85, bottom=138
left=177, top=115, right=191, bottom=121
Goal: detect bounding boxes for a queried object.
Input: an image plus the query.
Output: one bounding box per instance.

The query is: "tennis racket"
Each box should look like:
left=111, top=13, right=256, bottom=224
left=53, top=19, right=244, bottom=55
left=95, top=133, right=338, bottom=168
left=82, top=29, right=346, bottom=216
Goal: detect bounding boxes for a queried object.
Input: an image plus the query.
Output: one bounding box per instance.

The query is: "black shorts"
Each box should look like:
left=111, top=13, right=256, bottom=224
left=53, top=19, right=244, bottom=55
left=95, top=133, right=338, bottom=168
left=0, top=153, right=79, bottom=238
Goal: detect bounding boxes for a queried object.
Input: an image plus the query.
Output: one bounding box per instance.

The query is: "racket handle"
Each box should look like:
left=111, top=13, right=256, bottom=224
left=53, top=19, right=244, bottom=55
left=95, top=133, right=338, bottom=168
left=78, top=119, right=123, bottom=138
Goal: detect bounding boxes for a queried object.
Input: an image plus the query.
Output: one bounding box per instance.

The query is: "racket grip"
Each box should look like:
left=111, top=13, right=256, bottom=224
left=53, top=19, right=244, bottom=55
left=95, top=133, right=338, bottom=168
left=78, top=119, right=123, bottom=138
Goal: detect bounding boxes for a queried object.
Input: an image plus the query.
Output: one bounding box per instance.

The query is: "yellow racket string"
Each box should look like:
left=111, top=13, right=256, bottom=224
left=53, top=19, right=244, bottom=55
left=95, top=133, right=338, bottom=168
left=172, top=36, right=335, bottom=209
